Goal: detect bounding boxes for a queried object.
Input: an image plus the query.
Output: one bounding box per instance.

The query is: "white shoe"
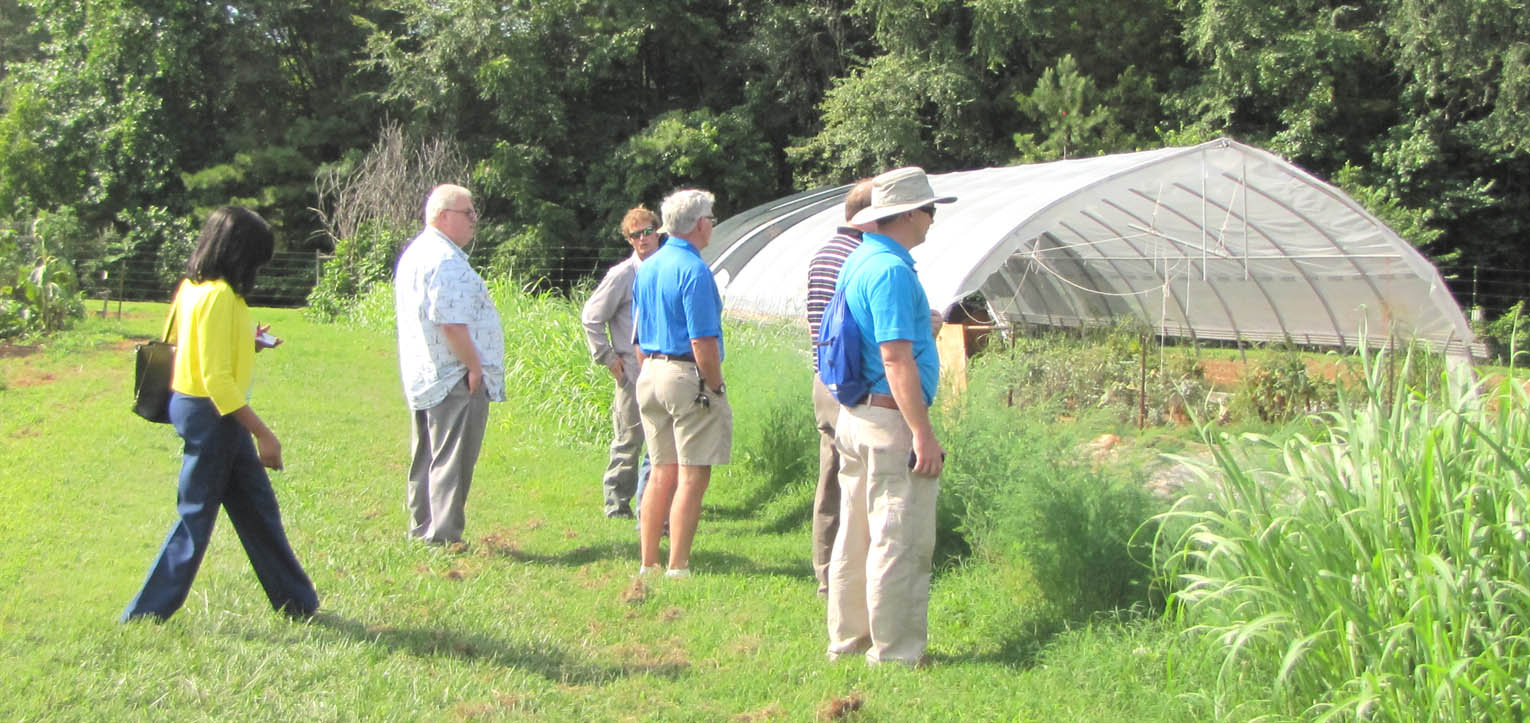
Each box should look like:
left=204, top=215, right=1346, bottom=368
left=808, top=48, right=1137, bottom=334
left=637, top=564, right=663, bottom=577
left=664, top=567, right=691, bottom=579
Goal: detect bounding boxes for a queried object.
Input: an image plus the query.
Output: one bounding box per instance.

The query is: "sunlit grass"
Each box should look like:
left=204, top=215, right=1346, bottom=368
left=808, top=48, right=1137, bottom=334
left=0, top=295, right=1205, bottom=720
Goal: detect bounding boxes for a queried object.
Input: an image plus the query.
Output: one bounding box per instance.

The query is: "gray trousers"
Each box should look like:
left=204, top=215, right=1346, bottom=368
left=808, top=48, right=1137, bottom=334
left=602, top=369, right=644, bottom=515
left=407, top=377, right=489, bottom=544
left=811, top=376, right=843, bottom=595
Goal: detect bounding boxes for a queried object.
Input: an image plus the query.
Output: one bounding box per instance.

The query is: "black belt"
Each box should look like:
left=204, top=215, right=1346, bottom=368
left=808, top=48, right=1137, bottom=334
left=648, top=352, right=695, bottom=362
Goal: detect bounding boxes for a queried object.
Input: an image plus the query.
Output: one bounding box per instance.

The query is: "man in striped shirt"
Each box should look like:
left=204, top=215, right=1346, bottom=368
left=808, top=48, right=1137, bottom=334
left=806, top=179, right=873, bottom=597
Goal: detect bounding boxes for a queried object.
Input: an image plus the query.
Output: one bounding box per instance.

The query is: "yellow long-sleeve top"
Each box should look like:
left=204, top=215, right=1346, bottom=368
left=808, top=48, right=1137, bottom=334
left=168, top=278, right=255, bottom=416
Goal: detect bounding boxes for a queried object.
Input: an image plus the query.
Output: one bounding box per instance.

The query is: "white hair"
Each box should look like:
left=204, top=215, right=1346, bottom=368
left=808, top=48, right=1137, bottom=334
left=659, top=189, right=714, bottom=237
left=424, top=184, right=471, bottom=225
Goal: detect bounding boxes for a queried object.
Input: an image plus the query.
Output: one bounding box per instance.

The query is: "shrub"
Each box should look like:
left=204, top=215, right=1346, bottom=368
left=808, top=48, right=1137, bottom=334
left=306, top=222, right=409, bottom=321
left=740, top=396, right=817, bottom=492
left=977, top=323, right=1216, bottom=426
left=939, top=349, right=1162, bottom=620
left=1227, top=346, right=1336, bottom=423
left=2, top=251, right=86, bottom=338
left=1475, top=300, right=1530, bottom=364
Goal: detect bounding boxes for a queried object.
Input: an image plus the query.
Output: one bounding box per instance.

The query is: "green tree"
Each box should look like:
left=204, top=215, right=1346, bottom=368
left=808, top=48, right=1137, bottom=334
left=787, top=52, right=991, bottom=185
left=1011, top=55, right=1119, bottom=161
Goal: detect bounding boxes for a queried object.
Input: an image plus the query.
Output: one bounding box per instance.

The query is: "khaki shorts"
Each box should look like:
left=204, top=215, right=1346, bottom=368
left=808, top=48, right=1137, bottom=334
left=637, top=358, right=733, bottom=466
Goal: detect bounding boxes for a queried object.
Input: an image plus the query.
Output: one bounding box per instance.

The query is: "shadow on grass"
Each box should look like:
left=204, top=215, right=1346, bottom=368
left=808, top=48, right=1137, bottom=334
left=758, top=495, right=813, bottom=535
left=706, top=474, right=813, bottom=522
left=307, top=612, right=688, bottom=683
left=957, top=627, right=1052, bottom=669
left=491, top=543, right=626, bottom=567
left=706, top=485, right=796, bottom=521
left=688, top=549, right=812, bottom=579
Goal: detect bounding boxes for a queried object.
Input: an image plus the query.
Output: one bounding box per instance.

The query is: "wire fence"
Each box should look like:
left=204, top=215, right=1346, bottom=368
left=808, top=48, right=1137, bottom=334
left=1437, top=264, right=1530, bottom=319
left=66, top=250, right=1530, bottom=324
left=86, top=251, right=328, bottom=309
left=79, top=243, right=626, bottom=310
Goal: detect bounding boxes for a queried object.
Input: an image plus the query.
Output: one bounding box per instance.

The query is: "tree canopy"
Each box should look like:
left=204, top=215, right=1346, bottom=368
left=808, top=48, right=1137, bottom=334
left=0, top=0, right=1525, bottom=307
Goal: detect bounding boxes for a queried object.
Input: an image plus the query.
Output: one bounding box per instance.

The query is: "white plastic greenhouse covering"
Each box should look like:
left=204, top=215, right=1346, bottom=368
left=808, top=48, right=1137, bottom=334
left=705, top=138, right=1481, bottom=358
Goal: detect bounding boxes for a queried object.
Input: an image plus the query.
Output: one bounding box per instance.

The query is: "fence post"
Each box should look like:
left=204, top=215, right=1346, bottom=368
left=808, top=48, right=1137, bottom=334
left=1472, top=265, right=1479, bottom=314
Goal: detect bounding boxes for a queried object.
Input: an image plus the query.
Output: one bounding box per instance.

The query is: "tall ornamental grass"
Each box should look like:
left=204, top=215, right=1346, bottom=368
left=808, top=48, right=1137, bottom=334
left=342, top=278, right=613, bottom=444
left=1155, top=347, right=1530, bottom=721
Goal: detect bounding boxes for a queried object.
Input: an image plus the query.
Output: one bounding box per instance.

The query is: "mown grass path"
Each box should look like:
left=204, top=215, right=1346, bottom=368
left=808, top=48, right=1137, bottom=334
left=0, top=304, right=1194, bottom=720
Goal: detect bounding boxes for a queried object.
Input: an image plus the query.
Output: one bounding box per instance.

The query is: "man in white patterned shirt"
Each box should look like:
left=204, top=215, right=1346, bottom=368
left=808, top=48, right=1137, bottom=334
left=394, top=184, right=506, bottom=545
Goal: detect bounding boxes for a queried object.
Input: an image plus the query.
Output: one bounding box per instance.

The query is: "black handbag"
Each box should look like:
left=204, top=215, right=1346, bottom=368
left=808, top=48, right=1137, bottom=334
left=132, top=302, right=178, bottom=424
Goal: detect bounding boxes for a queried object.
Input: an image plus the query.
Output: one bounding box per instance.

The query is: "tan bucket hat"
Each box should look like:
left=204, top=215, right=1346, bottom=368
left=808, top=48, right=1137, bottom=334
left=848, top=166, right=957, bottom=225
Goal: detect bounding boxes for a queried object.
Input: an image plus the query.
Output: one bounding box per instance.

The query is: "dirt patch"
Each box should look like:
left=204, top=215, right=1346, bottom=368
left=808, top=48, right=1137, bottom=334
left=1200, top=359, right=1243, bottom=387
left=7, top=370, right=56, bottom=387
left=0, top=344, right=41, bottom=359
left=1197, top=357, right=1353, bottom=389
left=818, top=694, right=864, bottom=720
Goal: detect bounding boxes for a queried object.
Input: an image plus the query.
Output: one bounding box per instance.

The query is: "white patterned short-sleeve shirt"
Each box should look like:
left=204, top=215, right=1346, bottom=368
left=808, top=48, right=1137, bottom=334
left=394, top=226, right=507, bottom=410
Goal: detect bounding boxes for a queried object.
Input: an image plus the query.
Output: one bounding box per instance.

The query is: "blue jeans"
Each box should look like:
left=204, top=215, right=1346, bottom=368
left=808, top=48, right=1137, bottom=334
left=120, top=393, right=317, bottom=621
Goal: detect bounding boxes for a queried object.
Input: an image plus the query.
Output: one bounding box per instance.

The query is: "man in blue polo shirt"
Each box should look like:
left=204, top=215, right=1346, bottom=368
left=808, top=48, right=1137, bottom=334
left=632, top=188, right=732, bottom=580
left=826, top=167, right=955, bottom=666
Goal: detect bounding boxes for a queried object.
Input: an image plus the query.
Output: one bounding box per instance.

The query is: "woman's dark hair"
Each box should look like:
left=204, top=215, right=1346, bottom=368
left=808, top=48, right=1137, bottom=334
left=185, top=206, right=275, bottom=298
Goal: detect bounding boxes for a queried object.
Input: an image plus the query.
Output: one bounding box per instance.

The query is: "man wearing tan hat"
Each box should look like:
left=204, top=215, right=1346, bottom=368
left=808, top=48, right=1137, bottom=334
left=825, top=166, right=954, bottom=666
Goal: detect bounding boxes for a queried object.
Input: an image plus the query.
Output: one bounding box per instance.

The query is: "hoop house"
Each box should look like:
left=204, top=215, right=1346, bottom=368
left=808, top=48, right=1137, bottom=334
left=706, top=139, right=1479, bottom=358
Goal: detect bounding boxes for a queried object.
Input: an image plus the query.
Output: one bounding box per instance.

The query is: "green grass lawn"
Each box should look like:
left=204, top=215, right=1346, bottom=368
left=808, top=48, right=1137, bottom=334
left=0, top=303, right=1203, bottom=721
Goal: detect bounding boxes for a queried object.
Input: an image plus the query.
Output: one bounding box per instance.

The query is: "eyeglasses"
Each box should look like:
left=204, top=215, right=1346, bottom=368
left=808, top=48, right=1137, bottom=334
left=447, top=208, right=479, bottom=221
left=918, top=205, right=936, bottom=220
left=704, top=215, right=718, bottom=224
left=626, top=227, right=656, bottom=240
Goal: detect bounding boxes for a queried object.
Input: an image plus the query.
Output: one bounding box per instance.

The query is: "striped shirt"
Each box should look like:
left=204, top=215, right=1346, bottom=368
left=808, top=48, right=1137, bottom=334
left=806, top=227, right=864, bottom=362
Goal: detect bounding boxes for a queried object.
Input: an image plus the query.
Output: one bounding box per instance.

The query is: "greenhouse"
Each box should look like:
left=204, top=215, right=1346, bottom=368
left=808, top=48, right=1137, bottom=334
left=705, top=139, right=1481, bottom=358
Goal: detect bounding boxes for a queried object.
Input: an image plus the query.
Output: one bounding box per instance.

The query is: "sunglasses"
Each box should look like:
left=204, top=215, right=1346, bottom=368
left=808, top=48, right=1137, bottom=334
left=626, top=227, right=657, bottom=240
left=918, top=205, right=936, bottom=220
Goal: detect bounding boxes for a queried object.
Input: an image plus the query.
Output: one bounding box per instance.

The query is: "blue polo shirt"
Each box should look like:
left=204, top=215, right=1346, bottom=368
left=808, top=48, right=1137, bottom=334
left=836, top=232, right=939, bottom=405
left=633, top=236, right=725, bottom=358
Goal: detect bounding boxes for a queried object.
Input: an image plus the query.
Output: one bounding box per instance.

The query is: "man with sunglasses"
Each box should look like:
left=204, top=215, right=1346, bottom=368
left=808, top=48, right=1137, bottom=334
left=825, top=167, right=955, bottom=666
left=581, top=206, right=662, bottom=519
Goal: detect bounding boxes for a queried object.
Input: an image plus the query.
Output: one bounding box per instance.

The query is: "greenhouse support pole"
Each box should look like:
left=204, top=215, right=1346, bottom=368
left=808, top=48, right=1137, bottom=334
left=1138, top=332, right=1148, bottom=429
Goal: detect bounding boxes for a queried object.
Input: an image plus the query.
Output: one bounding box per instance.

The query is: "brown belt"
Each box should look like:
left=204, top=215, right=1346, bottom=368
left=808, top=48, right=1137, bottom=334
left=863, top=393, right=898, bottom=410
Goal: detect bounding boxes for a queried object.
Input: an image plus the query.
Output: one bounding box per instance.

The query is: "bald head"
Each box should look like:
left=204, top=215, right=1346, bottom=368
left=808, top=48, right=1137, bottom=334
left=844, top=179, right=874, bottom=223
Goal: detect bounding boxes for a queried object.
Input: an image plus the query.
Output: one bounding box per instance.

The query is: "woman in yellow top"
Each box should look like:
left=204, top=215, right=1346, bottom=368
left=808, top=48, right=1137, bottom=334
left=121, top=207, right=318, bottom=622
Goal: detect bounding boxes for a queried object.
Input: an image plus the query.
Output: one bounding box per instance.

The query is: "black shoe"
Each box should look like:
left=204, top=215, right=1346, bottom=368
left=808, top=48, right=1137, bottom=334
left=607, top=506, right=635, bottom=520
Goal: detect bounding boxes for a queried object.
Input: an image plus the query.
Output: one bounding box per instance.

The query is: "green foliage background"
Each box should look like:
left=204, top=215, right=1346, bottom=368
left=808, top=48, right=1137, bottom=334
left=0, top=0, right=1527, bottom=319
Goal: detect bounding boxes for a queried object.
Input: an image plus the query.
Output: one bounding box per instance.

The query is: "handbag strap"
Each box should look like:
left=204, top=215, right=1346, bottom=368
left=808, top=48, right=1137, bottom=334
left=160, top=286, right=181, bottom=344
